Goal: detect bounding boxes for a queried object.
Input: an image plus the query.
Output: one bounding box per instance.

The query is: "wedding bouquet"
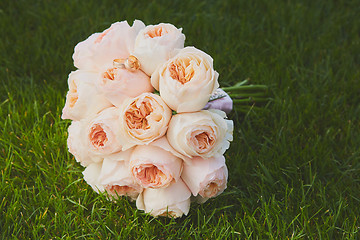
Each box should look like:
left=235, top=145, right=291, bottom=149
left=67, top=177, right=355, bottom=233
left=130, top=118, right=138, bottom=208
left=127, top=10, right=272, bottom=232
left=62, top=20, right=268, bottom=218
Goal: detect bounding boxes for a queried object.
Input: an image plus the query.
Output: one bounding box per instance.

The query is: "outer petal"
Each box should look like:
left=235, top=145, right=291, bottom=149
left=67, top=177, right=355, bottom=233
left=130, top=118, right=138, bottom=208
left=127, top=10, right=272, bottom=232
left=136, top=179, right=191, bottom=218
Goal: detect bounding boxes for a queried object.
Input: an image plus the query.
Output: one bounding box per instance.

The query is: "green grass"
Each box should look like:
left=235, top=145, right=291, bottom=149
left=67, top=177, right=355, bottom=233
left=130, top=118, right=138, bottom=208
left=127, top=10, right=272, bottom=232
left=1, top=0, right=360, bottom=238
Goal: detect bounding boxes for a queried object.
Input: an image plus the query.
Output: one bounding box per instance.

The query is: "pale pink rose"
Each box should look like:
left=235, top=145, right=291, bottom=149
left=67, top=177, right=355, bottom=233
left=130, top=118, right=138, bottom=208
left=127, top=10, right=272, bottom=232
left=67, top=121, right=102, bottom=167
left=61, top=70, right=112, bottom=121
left=67, top=107, right=124, bottom=166
left=98, top=150, right=142, bottom=200
left=136, top=179, right=191, bottom=218
left=181, top=155, right=228, bottom=202
left=151, top=46, right=219, bottom=113
left=132, top=23, right=185, bottom=76
left=129, top=137, right=183, bottom=189
left=167, top=109, right=233, bottom=159
left=85, top=107, right=123, bottom=155
left=203, top=89, right=233, bottom=114
left=117, top=93, right=172, bottom=150
left=73, top=20, right=145, bottom=71
left=97, top=67, right=153, bottom=107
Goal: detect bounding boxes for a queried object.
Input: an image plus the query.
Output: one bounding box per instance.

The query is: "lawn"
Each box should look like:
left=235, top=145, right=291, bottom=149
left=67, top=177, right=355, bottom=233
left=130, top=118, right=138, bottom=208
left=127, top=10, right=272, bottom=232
left=1, top=0, right=360, bottom=239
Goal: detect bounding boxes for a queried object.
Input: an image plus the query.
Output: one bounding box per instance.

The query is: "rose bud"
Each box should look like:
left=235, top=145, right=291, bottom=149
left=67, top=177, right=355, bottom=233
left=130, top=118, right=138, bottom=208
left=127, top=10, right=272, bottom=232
left=73, top=20, right=145, bottom=71
left=132, top=23, right=185, bottom=76
left=61, top=70, right=112, bottom=121
left=136, top=179, right=191, bottom=218
left=129, top=137, right=183, bottom=189
left=151, top=46, right=219, bottom=113
left=117, top=93, right=172, bottom=150
left=167, top=109, right=233, bottom=159
left=181, top=155, right=228, bottom=202
left=98, top=150, right=142, bottom=200
left=97, top=67, right=153, bottom=107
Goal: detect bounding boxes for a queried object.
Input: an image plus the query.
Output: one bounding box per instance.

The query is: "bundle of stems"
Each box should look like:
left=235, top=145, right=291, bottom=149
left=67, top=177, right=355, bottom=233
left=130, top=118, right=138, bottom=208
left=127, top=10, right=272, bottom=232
left=221, top=79, right=271, bottom=113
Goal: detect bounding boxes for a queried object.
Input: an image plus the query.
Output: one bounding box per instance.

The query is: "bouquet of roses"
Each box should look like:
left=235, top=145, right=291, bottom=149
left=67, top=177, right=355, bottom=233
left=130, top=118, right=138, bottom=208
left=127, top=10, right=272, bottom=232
left=62, top=20, right=268, bottom=218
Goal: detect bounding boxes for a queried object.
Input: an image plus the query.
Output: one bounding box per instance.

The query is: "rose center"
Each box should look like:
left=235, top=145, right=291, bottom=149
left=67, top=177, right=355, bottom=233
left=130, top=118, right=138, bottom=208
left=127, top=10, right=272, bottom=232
left=146, top=26, right=168, bottom=38
left=168, top=59, right=194, bottom=84
left=125, top=100, right=153, bottom=130
left=89, top=124, right=108, bottom=148
left=102, top=68, right=116, bottom=82
left=202, top=182, right=220, bottom=198
left=134, top=165, right=169, bottom=187
left=106, top=185, right=135, bottom=194
left=68, top=93, right=78, bottom=108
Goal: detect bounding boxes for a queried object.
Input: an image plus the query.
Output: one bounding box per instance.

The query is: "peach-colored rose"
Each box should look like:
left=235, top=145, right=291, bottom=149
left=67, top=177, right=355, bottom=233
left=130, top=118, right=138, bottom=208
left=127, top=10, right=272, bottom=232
left=98, top=151, right=142, bottom=200
left=151, top=46, right=219, bottom=113
left=73, top=20, right=145, bottom=71
left=117, top=93, right=172, bottom=150
left=181, top=155, right=228, bottom=202
left=132, top=23, right=185, bottom=76
left=82, top=149, right=141, bottom=199
left=129, top=137, right=183, bottom=189
left=67, top=107, right=123, bottom=166
left=61, top=70, right=112, bottom=121
left=136, top=179, right=191, bottom=218
left=167, top=109, right=233, bottom=159
left=67, top=121, right=102, bottom=167
left=85, top=107, right=123, bottom=155
left=97, top=67, right=153, bottom=107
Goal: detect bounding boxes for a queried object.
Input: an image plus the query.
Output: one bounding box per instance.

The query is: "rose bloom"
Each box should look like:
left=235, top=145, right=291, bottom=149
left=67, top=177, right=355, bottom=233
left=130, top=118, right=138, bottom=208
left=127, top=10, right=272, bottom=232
left=132, top=23, right=185, bottom=76
left=85, top=107, right=123, bottom=155
left=117, top=93, right=172, bottom=150
left=136, top=179, right=191, bottom=218
left=167, top=109, right=233, bottom=159
left=67, top=107, right=124, bottom=166
left=97, top=67, right=153, bottom=107
left=129, top=137, right=183, bottom=189
left=73, top=20, right=145, bottom=71
left=181, top=155, right=228, bottom=202
left=82, top=149, right=141, bottom=200
left=151, top=46, right=219, bottom=113
left=67, top=121, right=102, bottom=167
left=62, top=70, right=112, bottom=121
left=98, top=151, right=142, bottom=200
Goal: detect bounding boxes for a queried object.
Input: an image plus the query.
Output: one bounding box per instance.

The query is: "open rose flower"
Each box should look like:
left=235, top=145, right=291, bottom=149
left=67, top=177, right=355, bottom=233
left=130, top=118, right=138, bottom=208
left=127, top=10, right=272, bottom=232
left=118, top=93, right=172, bottom=150
left=167, top=109, right=233, bottom=159
left=97, top=67, right=153, bottom=107
left=136, top=179, right=191, bottom=218
left=62, top=70, right=112, bottom=121
left=132, top=23, right=185, bottom=76
left=181, top=155, right=228, bottom=202
left=67, top=107, right=124, bottom=166
left=129, top=137, right=183, bottom=189
left=73, top=20, right=145, bottom=71
left=98, top=151, right=142, bottom=200
left=151, top=46, right=219, bottom=113
left=67, top=121, right=102, bottom=167
left=85, top=107, right=123, bottom=155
